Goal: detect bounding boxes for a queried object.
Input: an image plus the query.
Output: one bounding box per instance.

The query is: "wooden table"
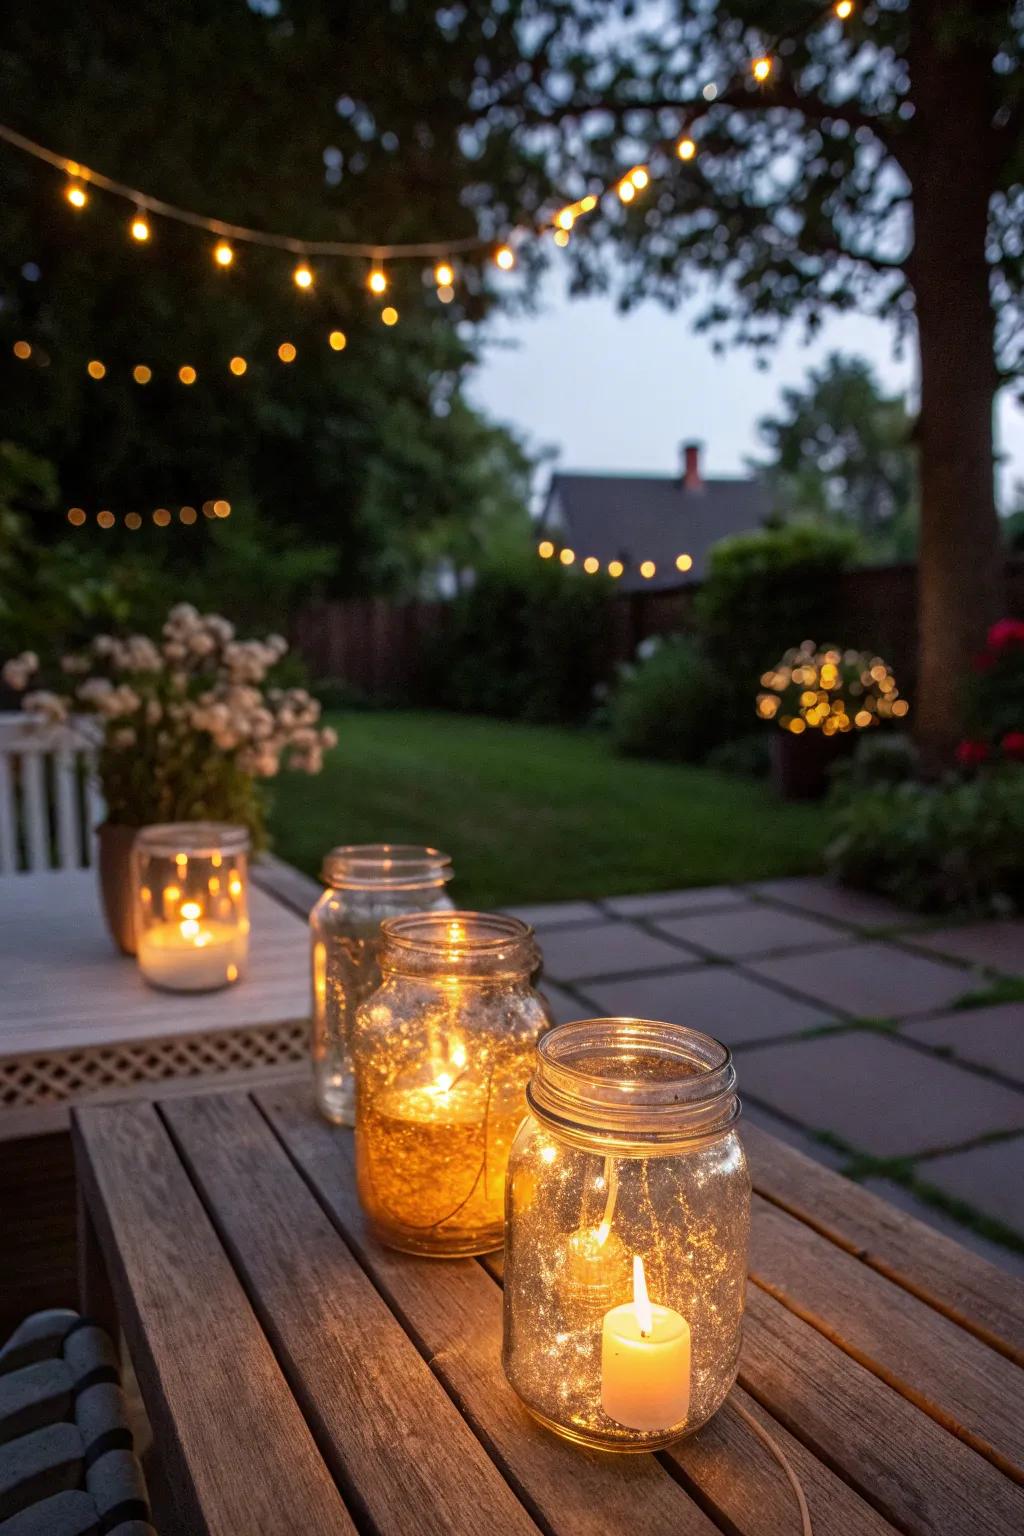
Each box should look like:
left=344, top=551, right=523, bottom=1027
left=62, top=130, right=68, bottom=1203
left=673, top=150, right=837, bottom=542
left=73, top=1078, right=1024, bottom=1536
left=0, top=867, right=310, bottom=1138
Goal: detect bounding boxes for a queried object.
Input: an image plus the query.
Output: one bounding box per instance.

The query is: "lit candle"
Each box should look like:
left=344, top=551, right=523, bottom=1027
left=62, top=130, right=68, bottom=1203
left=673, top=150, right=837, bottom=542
left=137, top=897, right=247, bottom=992
left=601, top=1255, right=691, bottom=1431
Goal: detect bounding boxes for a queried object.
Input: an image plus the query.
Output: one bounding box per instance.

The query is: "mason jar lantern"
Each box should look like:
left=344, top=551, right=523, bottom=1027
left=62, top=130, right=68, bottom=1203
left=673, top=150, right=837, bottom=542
left=352, top=911, right=551, bottom=1257
left=132, top=822, right=250, bottom=993
left=309, top=844, right=454, bottom=1125
left=502, top=1017, right=750, bottom=1451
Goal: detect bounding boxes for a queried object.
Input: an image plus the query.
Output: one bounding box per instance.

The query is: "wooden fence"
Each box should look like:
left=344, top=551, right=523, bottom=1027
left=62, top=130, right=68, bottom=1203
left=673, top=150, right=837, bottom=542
left=292, top=559, right=1024, bottom=699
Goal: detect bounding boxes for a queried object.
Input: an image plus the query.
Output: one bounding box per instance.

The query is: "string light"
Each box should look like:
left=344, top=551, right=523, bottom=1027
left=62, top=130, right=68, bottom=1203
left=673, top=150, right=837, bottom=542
left=277, top=342, right=296, bottom=363
left=752, top=56, right=773, bottom=81
left=381, top=306, right=399, bottom=326
left=13, top=340, right=31, bottom=359
left=368, top=266, right=388, bottom=295
left=329, top=329, right=347, bottom=350
left=677, top=138, right=697, bottom=161
left=130, top=212, right=150, bottom=242
left=629, top=166, right=649, bottom=190
left=640, top=560, right=656, bottom=579
left=67, top=501, right=226, bottom=529
left=97, top=510, right=114, bottom=528
left=835, top=0, right=853, bottom=16
left=538, top=540, right=555, bottom=559
left=676, top=553, right=693, bottom=571
left=180, top=505, right=197, bottom=524
left=583, top=556, right=600, bottom=574
left=556, top=208, right=575, bottom=231
left=293, top=262, right=314, bottom=289
left=559, top=548, right=575, bottom=566
left=153, top=507, right=171, bottom=527
left=437, top=283, right=455, bottom=301
left=132, top=364, right=152, bottom=384
left=229, top=356, right=247, bottom=375
left=67, top=507, right=85, bottom=526
left=553, top=230, right=570, bottom=248
left=608, top=560, right=624, bottom=578
left=494, top=244, right=515, bottom=270
left=65, top=179, right=87, bottom=209
left=213, top=499, right=231, bottom=518
left=617, top=178, right=636, bottom=204
left=213, top=240, right=234, bottom=267
left=580, top=195, right=598, bottom=213
left=434, top=261, right=454, bottom=287
left=86, top=359, right=105, bottom=379
left=178, top=364, right=196, bottom=385
left=125, top=512, right=142, bottom=529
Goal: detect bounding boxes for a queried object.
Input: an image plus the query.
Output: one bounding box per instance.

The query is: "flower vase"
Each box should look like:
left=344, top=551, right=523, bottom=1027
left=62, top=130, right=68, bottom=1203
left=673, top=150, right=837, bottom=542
left=97, top=823, right=140, bottom=955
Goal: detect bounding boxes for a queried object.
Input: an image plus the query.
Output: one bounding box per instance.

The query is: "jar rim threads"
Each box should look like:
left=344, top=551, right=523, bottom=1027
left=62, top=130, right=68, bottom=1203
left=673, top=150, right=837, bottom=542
left=526, top=1017, right=740, bottom=1148
left=379, top=910, right=539, bottom=980
left=321, top=843, right=452, bottom=890
left=134, top=821, right=250, bottom=858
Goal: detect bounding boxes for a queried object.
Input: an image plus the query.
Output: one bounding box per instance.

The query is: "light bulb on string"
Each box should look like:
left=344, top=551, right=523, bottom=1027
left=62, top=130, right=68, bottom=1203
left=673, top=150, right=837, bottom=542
left=434, top=261, right=454, bottom=288
left=130, top=211, right=150, bottom=242
left=556, top=207, right=575, bottom=231
left=494, top=244, right=515, bottom=271
left=629, top=166, right=649, bottom=190
left=213, top=240, right=234, bottom=267
left=835, top=0, right=853, bottom=17
left=65, top=179, right=88, bottom=209
left=752, top=56, right=773, bottom=82
left=293, top=261, right=314, bottom=290
left=329, top=329, right=347, bottom=350
left=368, top=265, right=388, bottom=295
left=677, top=137, right=697, bottom=161
left=617, top=179, right=636, bottom=204
left=580, top=194, right=598, bottom=213
left=553, top=229, right=570, bottom=247
left=381, top=306, right=398, bottom=326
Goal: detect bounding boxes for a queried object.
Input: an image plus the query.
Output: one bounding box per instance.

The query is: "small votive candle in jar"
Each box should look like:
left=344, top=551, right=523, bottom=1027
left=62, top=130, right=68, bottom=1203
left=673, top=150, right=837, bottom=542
left=352, top=912, right=552, bottom=1256
left=503, top=1018, right=750, bottom=1451
left=132, top=823, right=250, bottom=993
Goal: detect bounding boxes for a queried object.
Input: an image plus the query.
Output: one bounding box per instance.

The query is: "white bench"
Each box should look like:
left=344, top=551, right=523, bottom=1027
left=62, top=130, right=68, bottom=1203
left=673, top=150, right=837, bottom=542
left=0, top=713, right=103, bottom=874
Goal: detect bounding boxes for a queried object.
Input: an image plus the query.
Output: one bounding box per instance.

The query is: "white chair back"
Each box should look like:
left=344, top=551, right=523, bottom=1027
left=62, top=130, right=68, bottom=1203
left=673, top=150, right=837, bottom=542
left=0, top=713, right=104, bottom=873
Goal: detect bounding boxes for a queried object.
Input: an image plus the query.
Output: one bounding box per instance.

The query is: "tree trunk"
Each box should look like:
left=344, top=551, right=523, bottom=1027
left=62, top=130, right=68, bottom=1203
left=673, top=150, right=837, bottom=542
left=907, top=0, right=1003, bottom=766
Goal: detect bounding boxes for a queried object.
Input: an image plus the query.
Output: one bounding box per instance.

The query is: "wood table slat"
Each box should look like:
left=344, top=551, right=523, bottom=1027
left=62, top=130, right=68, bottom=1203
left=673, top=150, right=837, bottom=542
left=740, top=1286, right=1024, bottom=1536
left=667, top=1384, right=900, bottom=1536
left=743, top=1121, right=1024, bottom=1365
left=750, top=1193, right=1024, bottom=1480
left=71, top=1101, right=355, bottom=1536
left=256, top=1078, right=722, bottom=1536
left=160, top=1090, right=543, bottom=1536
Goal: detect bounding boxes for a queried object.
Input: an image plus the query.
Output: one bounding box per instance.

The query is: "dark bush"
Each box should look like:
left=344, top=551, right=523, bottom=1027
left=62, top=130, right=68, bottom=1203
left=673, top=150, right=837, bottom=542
left=705, top=733, right=772, bottom=778
left=609, top=637, right=728, bottom=762
left=421, top=557, right=611, bottom=724
left=825, top=768, right=1024, bottom=915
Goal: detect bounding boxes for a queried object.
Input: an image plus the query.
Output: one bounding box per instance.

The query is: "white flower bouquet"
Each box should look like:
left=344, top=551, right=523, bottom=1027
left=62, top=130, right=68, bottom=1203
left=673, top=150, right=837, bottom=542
left=2, top=603, right=336, bottom=839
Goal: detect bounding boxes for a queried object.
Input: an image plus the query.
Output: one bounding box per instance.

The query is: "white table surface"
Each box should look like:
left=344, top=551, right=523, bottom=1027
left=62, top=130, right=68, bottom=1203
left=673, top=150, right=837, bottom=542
left=0, top=869, right=310, bottom=1056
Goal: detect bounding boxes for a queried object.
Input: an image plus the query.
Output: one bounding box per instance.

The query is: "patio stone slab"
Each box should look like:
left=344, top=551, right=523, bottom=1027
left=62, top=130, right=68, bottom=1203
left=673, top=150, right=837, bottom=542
left=902, top=1004, right=1024, bottom=1088
left=861, top=1177, right=1024, bottom=1279
left=740, top=1102, right=847, bottom=1170
left=501, top=900, right=605, bottom=930
left=745, top=940, right=969, bottom=1020
left=733, top=1031, right=1024, bottom=1157
left=916, top=1136, right=1024, bottom=1239
left=538, top=980, right=589, bottom=1027
left=536, top=921, right=700, bottom=982
left=750, top=877, right=912, bottom=930
left=577, top=966, right=835, bottom=1048
left=652, top=906, right=847, bottom=960
left=909, top=921, right=1024, bottom=976
left=601, top=887, right=751, bottom=919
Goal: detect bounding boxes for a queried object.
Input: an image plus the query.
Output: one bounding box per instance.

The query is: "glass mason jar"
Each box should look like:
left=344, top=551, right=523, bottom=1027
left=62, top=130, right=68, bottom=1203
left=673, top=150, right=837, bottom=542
left=352, top=912, right=551, bottom=1257
left=132, top=822, right=250, bottom=993
left=310, top=845, right=453, bottom=1125
left=503, top=1018, right=750, bottom=1452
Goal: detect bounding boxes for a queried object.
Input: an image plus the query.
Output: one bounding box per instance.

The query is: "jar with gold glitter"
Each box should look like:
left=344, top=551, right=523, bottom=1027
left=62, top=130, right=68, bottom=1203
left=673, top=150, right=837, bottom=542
left=502, top=1018, right=750, bottom=1451
left=352, top=912, right=552, bottom=1256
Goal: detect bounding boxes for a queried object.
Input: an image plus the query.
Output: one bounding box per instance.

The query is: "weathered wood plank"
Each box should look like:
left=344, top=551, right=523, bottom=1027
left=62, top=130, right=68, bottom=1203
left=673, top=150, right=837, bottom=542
left=257, top=1078, right=721, bottom=1536
left=161, top=1090, right=543, bottom=1536
left=72, top=1100, right=354, bottom=1536
left=740, top=1285, right=1024, bottom=1536
left=743, top=1121, right=1024, bottom=1365
left=668, top=1383, right=898, bottom=1536
left=750, top=1192, right=1024, bottom=1481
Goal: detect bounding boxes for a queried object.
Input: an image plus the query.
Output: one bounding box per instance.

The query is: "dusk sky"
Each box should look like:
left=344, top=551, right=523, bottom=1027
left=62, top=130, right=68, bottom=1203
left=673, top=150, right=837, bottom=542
left=472, top=275, right=1024, bottom=513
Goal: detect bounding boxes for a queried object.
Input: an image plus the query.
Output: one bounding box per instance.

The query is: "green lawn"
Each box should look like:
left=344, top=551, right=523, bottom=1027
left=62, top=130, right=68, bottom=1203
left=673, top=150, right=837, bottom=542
left=269, top=711, right=828, bottom=909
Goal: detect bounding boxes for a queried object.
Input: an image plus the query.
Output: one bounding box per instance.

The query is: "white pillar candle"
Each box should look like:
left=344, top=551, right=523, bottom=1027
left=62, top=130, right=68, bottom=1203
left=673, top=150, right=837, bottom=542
left=601, top=1255, right=691, bottom=1431
left=137, top=903, right=247, bottom=993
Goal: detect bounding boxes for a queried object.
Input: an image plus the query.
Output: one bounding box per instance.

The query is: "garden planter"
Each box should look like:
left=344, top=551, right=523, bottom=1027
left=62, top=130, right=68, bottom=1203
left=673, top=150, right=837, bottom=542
left=771, top=730, right=855, bottom=800
left=97, top=823, right=139, bottom=955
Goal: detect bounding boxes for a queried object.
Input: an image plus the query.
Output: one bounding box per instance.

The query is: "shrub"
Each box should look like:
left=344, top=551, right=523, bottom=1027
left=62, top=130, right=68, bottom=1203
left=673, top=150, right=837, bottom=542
left=825, top=768, right=1024, bottom=915
left=828, top=732, right=920, bottom=798
left=422, top=557, right=610, bottom=724
left=704, top=733, right=771, bottom=778
left=609, top=636, right=728, bottom=761
left=696, top=523, right=860, bottom=708
left=958, top=618, right=1024, bottom=766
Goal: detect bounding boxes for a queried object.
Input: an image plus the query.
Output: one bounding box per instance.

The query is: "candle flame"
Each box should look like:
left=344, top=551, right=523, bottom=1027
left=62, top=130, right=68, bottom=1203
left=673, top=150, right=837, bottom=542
left=595, top=1219, right=611, bottom=1248
left=180, top=901, right=202, bottom=920
left=435, top=1072, right=453, bottom=1093
left=451, top=1042, right=467, bottom=1069
left=633, top=1254, right=653, bottom=1338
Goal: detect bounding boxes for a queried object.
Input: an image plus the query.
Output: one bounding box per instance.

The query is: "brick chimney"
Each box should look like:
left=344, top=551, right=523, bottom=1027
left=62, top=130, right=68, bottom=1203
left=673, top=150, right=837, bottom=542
left=681, top=441, right=703, bottom=491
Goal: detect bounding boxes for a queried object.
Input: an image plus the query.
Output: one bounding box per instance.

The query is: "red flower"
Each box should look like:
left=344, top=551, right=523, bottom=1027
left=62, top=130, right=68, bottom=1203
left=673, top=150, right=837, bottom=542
left=955, top=739, right=990, bottom=767
left=1001, top=731, right=1024, bottom=762
left=987, top=618, right=1024, bottom=650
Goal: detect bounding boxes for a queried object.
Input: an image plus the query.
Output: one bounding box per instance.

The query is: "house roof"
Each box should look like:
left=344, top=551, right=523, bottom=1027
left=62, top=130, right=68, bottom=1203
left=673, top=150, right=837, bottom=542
left=541, top=470, right=771, bottom=592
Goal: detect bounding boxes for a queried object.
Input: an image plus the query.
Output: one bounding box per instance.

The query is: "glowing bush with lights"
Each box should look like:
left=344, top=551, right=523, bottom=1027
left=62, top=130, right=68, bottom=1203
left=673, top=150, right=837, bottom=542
left=756, top=641, right=908, bottom=738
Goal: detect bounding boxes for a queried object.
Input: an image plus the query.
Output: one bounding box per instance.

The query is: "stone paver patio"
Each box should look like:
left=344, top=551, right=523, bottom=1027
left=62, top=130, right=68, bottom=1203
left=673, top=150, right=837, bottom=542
left=507, top=877, right=1024, bottom=1277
